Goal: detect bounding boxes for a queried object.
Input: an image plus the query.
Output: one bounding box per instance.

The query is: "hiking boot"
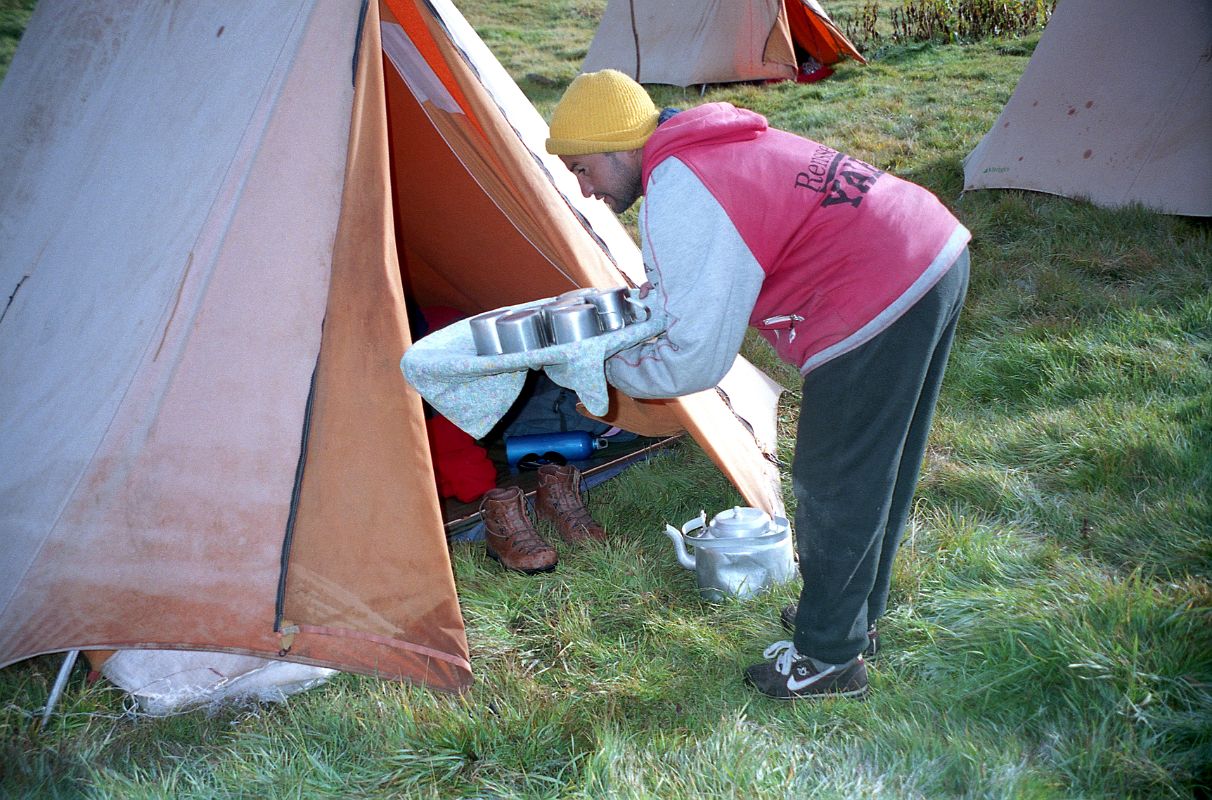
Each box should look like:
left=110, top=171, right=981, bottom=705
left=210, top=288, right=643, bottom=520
left=780, top=603, right=879, bottom=658
left=480, top=487, right=557, bottom=574
left=744, top=640, right=869, bottom=700
left=534, top=464, right=606, bottom=543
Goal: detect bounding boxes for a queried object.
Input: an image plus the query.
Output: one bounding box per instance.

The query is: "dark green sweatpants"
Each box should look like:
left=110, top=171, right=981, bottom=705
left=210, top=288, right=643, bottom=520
left=791, top=250, right=969, bottom=664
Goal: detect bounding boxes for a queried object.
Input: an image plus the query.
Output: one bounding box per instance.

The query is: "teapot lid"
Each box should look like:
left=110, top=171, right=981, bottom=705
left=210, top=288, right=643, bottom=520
left=709, top=506, right=772, bottom=537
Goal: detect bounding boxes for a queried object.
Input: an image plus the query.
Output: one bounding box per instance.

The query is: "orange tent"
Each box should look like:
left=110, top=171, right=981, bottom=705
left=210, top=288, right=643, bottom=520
left=0, top=0, right=783, bottom=692
left=787, top=0, right=867, bottom=68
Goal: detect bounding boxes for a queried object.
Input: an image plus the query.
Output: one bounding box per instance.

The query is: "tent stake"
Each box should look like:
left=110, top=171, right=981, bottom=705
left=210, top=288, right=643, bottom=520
left=40, top=649, right=80, bottom=728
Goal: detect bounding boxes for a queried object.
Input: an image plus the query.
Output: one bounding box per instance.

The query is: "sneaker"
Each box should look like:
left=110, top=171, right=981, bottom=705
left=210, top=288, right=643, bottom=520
left=744, top=641, right=868, bottom=700
left=779, top=603, right=879, bottom=658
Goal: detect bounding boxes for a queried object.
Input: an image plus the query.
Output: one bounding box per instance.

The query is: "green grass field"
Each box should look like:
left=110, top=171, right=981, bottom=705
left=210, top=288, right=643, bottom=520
left=2, top=1, right=1210, bottom=797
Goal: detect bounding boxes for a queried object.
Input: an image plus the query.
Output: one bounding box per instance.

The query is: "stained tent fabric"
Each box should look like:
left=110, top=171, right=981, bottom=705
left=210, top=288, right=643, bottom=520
left=0, top=0, right=784, bottom=692
left=962, top=0, right=1212, bottom=217
left=581, top=0, right=865, bottom=87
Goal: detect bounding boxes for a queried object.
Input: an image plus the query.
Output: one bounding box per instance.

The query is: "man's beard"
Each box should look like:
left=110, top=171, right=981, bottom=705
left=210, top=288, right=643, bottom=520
left=605, top=153, right=643, bottom=213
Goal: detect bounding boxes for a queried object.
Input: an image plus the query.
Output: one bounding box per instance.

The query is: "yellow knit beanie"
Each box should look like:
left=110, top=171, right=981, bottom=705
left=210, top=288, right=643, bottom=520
left=545, top=69, right=659, bottom=156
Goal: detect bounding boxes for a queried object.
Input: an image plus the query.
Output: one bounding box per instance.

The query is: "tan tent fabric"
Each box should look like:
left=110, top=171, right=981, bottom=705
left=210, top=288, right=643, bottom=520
left=582, top=0, right=864, bottom=86
left=0, top=0, right=471, bottom=691
left=0, top=0, right=784, bottom=692
left=963, top=0, right=1212, bottom=217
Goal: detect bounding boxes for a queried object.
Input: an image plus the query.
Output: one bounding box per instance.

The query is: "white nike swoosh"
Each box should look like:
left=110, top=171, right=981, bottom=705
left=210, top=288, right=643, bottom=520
left=786, top=664, right=837, bottom=692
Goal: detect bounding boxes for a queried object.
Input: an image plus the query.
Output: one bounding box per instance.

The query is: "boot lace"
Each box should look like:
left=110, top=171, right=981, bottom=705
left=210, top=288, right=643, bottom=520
left=483, top=494, right=550, bottom=555
left=505, top=528, right=551, bottom=556
left=762, top=640, right=800, bottom=676
left=544, top=471, right=599, bottom=531
left=556, top=497, right=596, bottom=530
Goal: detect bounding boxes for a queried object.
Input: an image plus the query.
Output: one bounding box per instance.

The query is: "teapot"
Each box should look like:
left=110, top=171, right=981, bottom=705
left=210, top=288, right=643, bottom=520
left=663, top=507, right=797, bottom=602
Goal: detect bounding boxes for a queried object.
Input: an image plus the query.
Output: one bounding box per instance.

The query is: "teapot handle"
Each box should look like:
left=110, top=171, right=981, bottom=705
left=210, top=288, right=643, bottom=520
left=681, top=510, right=707, bottom=536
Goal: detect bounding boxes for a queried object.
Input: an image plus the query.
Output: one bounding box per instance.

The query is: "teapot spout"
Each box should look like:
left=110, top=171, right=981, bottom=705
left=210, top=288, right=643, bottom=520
left=664, top=524, right=696, bottom=571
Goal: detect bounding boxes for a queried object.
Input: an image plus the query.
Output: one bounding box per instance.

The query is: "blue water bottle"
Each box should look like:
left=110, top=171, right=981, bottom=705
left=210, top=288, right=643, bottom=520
left=504, top=431, right=608, bottom=468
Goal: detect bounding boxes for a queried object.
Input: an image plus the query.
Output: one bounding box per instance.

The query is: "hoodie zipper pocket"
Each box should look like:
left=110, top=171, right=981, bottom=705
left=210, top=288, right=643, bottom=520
left=759, top=313, right=804, bottom=345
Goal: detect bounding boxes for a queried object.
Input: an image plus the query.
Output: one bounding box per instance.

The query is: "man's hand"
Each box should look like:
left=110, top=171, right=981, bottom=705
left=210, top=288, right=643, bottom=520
left=637, top=281, right=654, bottom=299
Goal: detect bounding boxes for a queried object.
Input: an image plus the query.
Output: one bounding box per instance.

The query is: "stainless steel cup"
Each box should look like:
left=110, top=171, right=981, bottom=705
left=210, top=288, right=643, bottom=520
left=547, top=302, right=602, bottom=344
left=596, top=310, right=628, bottom=332
left=469, top=309, right=509, bottom=355
left=556, top=288, right=598, bottom=304
left=496, top=309, right=550, bottom=353
left=540, top=299, right=578, bottom=335
left=586, top=287, right=631, bottom=320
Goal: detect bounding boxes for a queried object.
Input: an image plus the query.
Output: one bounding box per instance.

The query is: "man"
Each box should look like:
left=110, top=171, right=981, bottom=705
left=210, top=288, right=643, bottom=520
left=546, top=70, right=970, bottom=700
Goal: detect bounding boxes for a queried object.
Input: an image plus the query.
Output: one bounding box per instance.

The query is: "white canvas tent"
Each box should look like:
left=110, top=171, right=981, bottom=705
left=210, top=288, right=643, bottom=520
left=582, top=0, right=865, bottom=87
left=0, top=0, right=784, bottom=693
left=963, top=0, right=1212, bottom=217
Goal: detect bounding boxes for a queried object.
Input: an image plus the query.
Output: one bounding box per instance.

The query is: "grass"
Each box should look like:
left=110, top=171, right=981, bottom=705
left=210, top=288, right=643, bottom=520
left=0, top=0, right=35, bottom=78
left=2, top=0, right=1211, bottom=798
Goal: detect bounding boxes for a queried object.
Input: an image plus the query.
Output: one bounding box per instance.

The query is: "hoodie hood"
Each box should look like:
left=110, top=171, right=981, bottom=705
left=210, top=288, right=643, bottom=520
left=641, top=103, right=768, bottom=188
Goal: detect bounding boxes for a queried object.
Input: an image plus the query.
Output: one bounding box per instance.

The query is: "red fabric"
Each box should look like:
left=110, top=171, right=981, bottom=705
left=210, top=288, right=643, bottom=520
left=422, top=305, right=465, bottom=332
left=797, top=63, right=833, bottom=83
left=426, top=415, right=497, bottom=503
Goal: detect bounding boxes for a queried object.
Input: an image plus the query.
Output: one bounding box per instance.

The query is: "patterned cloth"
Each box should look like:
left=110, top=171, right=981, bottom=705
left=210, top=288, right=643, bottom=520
left=401, top=291, right=665, bottom=439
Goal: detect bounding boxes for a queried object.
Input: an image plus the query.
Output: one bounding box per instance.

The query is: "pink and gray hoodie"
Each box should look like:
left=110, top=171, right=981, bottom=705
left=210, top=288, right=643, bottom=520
left=605, top=102, right=970, bottom=400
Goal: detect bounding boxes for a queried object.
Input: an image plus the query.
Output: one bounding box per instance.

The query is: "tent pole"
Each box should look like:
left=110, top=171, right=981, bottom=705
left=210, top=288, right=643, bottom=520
left=40, top=649, right=80, bottom=728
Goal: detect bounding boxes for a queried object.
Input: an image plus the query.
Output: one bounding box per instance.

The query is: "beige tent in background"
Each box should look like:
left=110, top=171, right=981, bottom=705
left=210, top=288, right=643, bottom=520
left=582, top=0, right=865, bottom=86
left=963, top=0, right=1212, bottom=217
left=0, top=0, right=783, bottom=693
